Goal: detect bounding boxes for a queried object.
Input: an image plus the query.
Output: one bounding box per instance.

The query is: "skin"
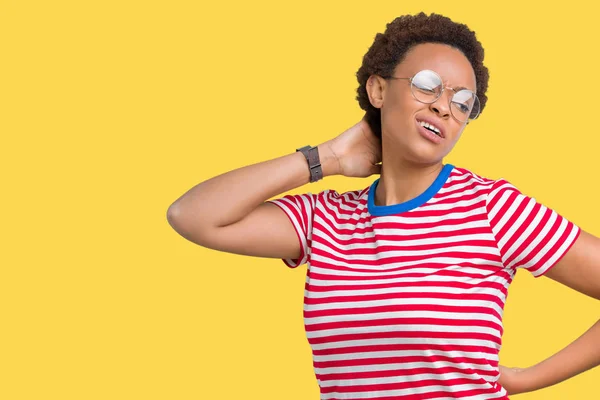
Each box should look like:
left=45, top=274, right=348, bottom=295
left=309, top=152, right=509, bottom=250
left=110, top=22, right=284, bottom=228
left=366, top=42, right=600, bottom=396
left=168, top=41, right=600, bottom=397
left=498, top=233, right=600, bottom=395
left=365, top=42, right=475, bottom=206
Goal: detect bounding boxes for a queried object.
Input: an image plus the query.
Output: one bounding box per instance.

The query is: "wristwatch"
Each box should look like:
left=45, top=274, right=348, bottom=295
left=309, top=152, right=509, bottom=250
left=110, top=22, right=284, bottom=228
left=296, top=145, right=323, bottom=182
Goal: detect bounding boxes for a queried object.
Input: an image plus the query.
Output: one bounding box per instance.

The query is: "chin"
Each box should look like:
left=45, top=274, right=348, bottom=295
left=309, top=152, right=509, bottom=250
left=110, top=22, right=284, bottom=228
left=404, top=141, right=447, bottom=165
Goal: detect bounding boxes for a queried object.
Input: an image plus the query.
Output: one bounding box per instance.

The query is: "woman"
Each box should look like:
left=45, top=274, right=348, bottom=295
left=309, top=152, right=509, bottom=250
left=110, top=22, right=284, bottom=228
left=167, top=12, right=600, bottom=399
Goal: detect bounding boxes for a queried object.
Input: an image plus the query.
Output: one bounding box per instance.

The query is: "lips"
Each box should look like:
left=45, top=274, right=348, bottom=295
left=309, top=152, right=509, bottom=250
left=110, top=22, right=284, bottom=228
left=416, top=117, right=445, bottom=139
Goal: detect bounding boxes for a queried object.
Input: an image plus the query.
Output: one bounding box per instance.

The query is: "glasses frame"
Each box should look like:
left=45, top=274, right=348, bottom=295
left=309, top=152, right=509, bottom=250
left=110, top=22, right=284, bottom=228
left=384, top=69, right=480, bottom=123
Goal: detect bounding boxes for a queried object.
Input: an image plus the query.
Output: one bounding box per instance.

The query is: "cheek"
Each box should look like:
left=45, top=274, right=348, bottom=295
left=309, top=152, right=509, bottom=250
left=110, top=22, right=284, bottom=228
left=448, top=125, right=466, bottom=144
left=382, top=91, right=418, bottom=122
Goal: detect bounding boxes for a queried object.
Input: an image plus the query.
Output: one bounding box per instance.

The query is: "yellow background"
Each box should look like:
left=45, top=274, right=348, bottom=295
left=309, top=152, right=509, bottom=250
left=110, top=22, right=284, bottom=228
left=2, top=0, right=600, bottom=399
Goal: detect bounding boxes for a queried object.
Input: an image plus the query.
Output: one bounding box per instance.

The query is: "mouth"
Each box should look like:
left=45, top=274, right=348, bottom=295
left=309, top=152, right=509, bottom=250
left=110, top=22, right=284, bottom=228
left=416, top=118, right=444, bottom=138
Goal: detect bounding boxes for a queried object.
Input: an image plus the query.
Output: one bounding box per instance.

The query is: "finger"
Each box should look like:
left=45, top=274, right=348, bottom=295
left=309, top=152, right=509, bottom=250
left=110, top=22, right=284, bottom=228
left=371, top=164, right=382, bottom=175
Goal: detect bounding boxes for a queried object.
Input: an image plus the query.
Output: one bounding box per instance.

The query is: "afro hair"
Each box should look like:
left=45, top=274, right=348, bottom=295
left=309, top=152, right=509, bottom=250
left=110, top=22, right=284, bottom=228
left=356, top=12, right=490, bottom=137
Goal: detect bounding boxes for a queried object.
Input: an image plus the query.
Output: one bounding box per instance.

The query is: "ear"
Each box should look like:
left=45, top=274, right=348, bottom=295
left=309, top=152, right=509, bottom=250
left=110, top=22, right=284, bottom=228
left=366, top=75, right=386, bottom=109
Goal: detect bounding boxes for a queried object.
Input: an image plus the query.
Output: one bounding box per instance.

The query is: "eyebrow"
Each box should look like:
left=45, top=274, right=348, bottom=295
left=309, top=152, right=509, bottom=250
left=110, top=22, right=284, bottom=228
left=434, top=77, right=472, bottom=92
left=452, top=85, right=470, bottom=92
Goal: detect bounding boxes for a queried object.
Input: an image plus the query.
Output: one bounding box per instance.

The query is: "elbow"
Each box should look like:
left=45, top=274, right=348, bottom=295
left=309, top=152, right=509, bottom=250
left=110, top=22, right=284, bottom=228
left=167, top=204, right=177, bottom=230
left=166, top=203, right=180, bottom=230
left=166, top=202, right=189, bottom=235
left=166, top=203, right=211, bottom=245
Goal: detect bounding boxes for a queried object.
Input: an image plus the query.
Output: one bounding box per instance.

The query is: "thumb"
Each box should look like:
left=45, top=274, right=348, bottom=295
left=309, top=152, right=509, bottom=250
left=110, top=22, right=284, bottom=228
left=498, top=365, right=509, bottom=378
left=371, top=163, right=382, bottom=176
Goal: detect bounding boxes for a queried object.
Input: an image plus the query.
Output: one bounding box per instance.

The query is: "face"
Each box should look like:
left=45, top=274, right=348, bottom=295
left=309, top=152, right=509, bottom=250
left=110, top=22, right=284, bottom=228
left=367, top=43, right=477, bottom=166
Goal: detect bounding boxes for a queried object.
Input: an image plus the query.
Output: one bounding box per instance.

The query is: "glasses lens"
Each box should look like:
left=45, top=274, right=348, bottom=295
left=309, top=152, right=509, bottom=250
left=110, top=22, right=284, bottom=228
left=451, top=90, right=480, bottom=122
left=410, top=70, right=442, bottom=103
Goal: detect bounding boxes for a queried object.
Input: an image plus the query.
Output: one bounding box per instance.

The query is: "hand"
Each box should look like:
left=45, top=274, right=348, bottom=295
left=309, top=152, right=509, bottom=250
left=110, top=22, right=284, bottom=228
left=498, top=365, right=530, bottom=396
left=320, top=115, right=382, bottom=178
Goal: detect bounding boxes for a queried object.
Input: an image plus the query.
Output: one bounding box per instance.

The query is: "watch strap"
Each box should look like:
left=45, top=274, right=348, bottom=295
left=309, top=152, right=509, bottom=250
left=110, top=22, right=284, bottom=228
left=296, top=145, right=323, bottom=182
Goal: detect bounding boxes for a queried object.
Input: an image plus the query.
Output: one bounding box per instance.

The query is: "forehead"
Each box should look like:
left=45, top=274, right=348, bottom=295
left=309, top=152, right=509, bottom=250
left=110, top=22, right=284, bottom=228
left=394, top=43, right=476, bottom=90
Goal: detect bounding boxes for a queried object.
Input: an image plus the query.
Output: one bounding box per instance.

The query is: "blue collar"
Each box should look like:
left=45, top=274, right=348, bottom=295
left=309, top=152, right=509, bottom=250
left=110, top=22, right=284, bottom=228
left=367, top=164, right=454, bottom=217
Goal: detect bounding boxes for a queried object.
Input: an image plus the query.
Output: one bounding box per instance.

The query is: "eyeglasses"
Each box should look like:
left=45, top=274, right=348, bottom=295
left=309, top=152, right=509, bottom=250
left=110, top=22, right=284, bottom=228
left=384, top=69, right=480, bottom=123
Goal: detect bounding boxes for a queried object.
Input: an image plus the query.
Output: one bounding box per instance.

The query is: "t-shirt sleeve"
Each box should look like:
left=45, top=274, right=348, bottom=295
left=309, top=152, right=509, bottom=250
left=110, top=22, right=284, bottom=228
left=267, top=192, right=317, bottom=268
left=485, top=179, right=581, bottom=277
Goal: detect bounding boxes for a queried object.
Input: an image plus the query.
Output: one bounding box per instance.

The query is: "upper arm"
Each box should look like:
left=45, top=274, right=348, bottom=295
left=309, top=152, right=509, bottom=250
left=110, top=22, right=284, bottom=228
left=544, top=229, right=600, bottom=300
left=171, top=201, right=303, bottom=261
left=486, top=179, right=580, bottom=277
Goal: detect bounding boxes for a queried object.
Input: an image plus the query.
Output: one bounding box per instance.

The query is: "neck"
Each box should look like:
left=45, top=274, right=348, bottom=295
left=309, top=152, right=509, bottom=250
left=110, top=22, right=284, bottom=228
left=374, top=155, right=445, bottom=207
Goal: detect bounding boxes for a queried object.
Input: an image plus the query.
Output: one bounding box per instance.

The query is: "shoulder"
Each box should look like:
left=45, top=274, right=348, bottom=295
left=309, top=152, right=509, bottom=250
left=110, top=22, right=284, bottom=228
left=442, top=166, right=528, bottom=214
left=298, top=185, right=371, bottom=219
left=274, top=184, right=371, bottom=213
left=446, top=165, right=509, bottom=195
left=450, top=167, right=538, bottom=222
left=450, top=165, right=493, bottom=184
left=315, top=185, right=370, bottom=207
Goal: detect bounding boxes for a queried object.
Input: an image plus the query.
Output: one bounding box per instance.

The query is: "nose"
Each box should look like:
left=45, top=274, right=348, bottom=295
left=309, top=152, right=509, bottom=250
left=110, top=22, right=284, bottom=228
left=429, top=93, right=451, bottom=119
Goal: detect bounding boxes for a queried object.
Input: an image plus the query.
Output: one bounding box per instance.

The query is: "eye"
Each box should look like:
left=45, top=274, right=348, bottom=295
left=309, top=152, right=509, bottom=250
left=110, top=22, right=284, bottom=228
left=452, top=101, right=470, bottom=114
left=452, top=90, right=476, bottom=114
left=411, top=70, right=442, bottom=95
left=414, top=85, right=437, bottom=95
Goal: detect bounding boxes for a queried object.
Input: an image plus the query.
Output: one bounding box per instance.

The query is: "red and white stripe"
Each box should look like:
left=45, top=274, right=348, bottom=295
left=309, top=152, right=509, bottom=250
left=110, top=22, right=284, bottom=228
left=270, top=166, right=580, bottom=399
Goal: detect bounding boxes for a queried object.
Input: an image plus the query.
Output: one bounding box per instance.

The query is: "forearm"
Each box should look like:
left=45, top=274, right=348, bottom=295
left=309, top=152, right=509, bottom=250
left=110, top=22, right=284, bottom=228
left=521, top=319, right=600, bottom=393
left=167, top=143, right=339, bottom=229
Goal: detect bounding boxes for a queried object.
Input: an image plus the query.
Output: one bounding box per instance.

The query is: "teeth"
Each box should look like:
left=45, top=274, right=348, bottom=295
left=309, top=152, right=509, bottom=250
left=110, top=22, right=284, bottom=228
left=419, top=120, right=441, bottom=136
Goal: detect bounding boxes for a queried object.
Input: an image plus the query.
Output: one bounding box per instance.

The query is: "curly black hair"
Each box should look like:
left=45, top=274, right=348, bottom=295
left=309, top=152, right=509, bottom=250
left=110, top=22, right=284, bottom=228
left=356, top=12, right=489, bottom=137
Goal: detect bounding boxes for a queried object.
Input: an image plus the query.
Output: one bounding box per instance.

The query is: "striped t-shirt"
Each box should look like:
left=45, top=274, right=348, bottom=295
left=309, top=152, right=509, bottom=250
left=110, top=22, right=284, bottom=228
left=269, top=163, right=580, bottom=400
